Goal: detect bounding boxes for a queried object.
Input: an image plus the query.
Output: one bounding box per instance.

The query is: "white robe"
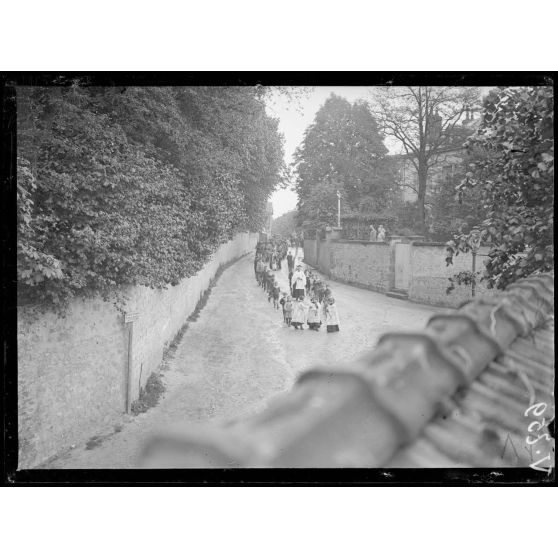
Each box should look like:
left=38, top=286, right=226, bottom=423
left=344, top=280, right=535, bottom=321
left=307, top=303, right=320, bottom=324
left=325, top=304, right=340, bottom=326
left=291, top=270, right=306, bottom=290
left=292, top=301, right=308, bottom=323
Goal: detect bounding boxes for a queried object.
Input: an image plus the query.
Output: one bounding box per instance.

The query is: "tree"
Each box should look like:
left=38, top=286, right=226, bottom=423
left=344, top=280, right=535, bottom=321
left=294, top=94, right=395, bottom=228
left=17, top=85, right=285, bottom=306
left=446, top=86, right=554, bottom=290
left=298, top=180, right=346, bottom=231
left=372, top=86, right=480, bottom=232
left=428, top=151, right=487, bottom=241
left=271, top=210, right=297, bottom=238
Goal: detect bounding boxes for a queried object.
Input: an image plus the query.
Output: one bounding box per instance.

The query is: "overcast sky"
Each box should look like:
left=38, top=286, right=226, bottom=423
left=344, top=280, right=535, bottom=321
left=265, top=86, right=492, bottom=218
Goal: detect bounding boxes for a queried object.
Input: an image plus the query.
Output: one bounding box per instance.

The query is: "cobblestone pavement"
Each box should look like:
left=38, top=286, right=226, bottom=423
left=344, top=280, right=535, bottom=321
left=46, top=248, right=434, bottom=468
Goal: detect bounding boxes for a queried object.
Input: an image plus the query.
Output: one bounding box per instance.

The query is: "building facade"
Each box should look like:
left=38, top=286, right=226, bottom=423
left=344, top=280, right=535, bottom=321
left=393, top=110, right=480, bottom=205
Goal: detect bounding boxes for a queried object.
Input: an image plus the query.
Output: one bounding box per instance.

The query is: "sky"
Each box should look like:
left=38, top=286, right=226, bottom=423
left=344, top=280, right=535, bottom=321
left=265, top=86, right=492, bottom=218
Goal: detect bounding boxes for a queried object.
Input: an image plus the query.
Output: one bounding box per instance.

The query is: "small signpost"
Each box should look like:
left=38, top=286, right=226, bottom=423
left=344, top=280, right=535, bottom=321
left=124, top=312, right=140, bottom=413
left=336, top=190, right=341, bottom=228
left=468, top=231, right=482, bottom=298
left=124, top=312, right=140, bottom=323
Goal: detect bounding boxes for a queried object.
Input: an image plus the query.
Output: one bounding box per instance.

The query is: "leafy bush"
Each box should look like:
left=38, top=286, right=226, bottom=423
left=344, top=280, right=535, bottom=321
left=446, top=86, right=554, bottom=290
left=17, top=86, right=285, bottom=306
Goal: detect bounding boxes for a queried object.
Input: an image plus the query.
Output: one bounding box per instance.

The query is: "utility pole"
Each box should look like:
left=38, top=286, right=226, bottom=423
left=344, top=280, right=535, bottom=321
left=469, top=230, right=482, bottom=298
left=124, top=312, right=140, bottom=413
left=336, top=190, right=341, bottom=228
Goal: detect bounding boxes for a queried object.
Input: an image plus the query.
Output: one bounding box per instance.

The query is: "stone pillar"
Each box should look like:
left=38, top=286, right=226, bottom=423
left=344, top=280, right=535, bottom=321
left=330, top=226, right=343, bottom=241
left=388, top=236, right=404, bottom=290
left=322, top=226, right=343, bottom=277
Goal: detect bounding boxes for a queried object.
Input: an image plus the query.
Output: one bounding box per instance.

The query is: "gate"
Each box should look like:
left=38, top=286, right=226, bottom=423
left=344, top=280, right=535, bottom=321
left=394, top=243, right=411, bottom=291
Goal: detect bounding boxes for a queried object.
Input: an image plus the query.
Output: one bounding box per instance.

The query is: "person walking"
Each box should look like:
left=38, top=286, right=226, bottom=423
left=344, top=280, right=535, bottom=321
left=265, top=267, right=273, bottom=293
left=287, top=252, right=294, bottom=273
left=291, top=296, right=308, bottom=330
left=283, top=296, right=293, bottom=327
left=267, top=272, right=275, bottom=302
left=325, top=297, right=340, bottom=333
left=254, top=254, right=259, bottom=278
left=307, top=298, right=321, bottom=331
left=279, top=292, right=288, bottom=323
left=256, top=258, right=265, bottom=286
left=271, top=281, right=280, bottom=309
left=304, top=269, right=312, bottom=295
left=291, top=264, right=306, bottom=300
left=288, top=269, right=294, bottom=296
left=314, top=279, right=325, bottom=303
left=377, top=225, right=386, bottom=242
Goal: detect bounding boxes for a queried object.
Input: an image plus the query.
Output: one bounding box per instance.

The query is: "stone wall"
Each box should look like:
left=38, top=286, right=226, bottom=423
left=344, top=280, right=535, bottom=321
left=408, top=242, right=491, bottom=307
left=329, top=241, right=392, bottom=292
left=305, top=234, right=492, bottom=307
left=17, top=232, right=258, bottom=469
left=303, top=238, right=317, bottom=267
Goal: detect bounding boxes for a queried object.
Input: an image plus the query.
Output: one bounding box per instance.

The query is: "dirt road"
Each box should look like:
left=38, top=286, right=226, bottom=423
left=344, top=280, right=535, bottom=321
left=46, top=249, right=434, bottom=468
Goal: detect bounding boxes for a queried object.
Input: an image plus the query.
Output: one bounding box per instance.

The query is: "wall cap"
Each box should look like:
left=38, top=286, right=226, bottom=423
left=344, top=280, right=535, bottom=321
left=332, top=239, right=389, bottom=245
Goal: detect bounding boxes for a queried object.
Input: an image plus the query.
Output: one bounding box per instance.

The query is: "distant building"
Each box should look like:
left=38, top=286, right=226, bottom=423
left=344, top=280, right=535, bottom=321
left=392, top=109, right=480, bottom=204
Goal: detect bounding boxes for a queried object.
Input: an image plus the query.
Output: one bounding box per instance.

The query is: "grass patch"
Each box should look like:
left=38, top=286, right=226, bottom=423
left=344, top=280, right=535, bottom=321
left=131, top=252, right=252, bottom=415
left=131, top=373, right=165, bottom=415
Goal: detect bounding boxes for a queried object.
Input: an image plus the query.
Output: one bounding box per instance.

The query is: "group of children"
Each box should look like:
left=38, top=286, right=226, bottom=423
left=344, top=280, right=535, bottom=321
left=255, top=246, right=340, bottom=333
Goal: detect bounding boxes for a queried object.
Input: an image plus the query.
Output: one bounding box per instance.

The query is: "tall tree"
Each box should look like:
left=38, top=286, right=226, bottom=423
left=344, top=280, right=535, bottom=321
left=372, top=86, right=480, bottom=232
left=294, top=94, right=394, bottom=228
left=447, top=86, right=554, bottom=290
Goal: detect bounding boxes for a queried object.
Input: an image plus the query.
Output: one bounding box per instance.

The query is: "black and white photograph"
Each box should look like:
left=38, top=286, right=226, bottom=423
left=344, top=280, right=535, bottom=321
left=3, top=75, right=554, bottom=478
left=1, top=4, right=556, bottom=558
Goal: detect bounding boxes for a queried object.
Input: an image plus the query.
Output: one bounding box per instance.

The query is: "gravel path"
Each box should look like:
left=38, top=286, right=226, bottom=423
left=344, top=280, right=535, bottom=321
left=46, top=249, right=434, bottom=468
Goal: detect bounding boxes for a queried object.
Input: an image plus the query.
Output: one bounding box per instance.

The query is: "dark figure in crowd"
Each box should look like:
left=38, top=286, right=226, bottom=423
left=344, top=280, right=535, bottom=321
left=314, top=279, right=325, bottom=303
left=254, top=254, right=260, bottom=279
left=256, top=258, right=265, bottom=286
left=271, top=281, right=280, bottom=309
left=279, top=292, right=288, bottom=323
left=283, top=296, right=293, bottom=327
left=287, top=252, right=294, bottom=273
left=266, top=269, right=274, bottom=297
left=288, top=269, right=294, bottom=295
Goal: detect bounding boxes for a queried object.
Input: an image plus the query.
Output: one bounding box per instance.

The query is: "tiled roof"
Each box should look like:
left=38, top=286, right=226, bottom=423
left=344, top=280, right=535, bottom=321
left=140, top=274, right=555, bottom=468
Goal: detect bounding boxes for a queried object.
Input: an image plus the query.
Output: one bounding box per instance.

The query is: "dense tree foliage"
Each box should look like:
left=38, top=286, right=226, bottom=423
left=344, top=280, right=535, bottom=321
left=446, top=86, right=554, bottom=289
left=294, top=94, right=396, bottom=229
left=17, top=86, right=285, bottom=305
left=428, top=152, right=486, bottom=241
left=271, top=209, right=297, bottom=238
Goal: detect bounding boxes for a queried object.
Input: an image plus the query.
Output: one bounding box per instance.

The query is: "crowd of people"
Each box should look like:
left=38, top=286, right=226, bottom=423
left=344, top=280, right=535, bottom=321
left=253, top=238, right=340, bottom=333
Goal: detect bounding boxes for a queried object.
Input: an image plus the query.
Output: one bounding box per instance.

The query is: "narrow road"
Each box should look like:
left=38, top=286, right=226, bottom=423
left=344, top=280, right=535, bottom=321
left=46, top=249, right=434, bottom=468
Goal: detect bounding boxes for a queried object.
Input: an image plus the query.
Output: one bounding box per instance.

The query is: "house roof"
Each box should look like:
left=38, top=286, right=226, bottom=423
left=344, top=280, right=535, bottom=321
left=140, top=273, right=554, bottom=468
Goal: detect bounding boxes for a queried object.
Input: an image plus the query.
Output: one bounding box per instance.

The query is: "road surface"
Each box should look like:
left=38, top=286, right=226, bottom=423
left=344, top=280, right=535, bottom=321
left=46, top=248, right=435, bottom=468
